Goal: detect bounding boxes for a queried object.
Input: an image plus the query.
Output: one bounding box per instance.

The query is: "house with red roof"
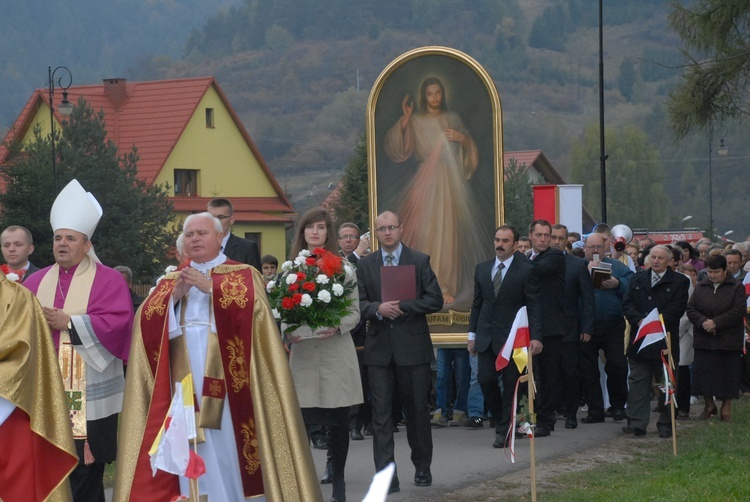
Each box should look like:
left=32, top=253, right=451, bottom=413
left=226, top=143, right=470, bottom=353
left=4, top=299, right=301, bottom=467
left=0, top=76, right=295, bottom=261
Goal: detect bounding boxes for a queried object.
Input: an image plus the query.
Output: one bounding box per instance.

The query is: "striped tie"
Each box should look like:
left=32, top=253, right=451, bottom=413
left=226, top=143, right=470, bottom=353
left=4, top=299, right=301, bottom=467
left=493, top=263, right=505, bottom=296
left=651, top=273, right=661, bottom=287
left=385, top=254, right=395, bottom=266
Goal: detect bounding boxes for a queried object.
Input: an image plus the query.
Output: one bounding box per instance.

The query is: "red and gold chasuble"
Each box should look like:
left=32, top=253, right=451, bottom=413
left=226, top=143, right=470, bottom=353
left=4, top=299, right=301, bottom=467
left=128, top=264, right=262, bottom=499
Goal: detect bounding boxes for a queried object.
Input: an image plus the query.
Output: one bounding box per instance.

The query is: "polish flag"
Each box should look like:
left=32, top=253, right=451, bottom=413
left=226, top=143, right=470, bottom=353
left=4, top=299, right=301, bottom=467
left=496, top=306, right=530, bottom=372
left=149, top=375, right=205, bottom=479
left=633, top=308, right=666, bottom=352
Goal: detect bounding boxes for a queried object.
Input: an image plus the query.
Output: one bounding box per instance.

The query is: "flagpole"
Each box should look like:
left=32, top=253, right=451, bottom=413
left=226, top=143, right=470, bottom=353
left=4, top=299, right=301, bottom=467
left=664, top=332, right=678, bottom=456
left=528, top=352, right=537, bottom=502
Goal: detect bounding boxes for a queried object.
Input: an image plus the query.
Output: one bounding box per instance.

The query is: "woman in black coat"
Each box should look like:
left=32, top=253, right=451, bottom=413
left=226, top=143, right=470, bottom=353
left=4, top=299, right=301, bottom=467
left=686, top=255, right=747, bottom=422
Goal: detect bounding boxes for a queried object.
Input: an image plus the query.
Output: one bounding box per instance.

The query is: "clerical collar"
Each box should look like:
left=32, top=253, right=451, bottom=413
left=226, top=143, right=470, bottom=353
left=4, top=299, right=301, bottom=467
left=191, top=252, right=227, bottom=272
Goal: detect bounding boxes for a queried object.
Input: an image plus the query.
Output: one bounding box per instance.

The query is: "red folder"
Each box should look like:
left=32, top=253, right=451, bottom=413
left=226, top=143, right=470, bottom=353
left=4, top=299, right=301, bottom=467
left=381, top=265, right=417, bottom=302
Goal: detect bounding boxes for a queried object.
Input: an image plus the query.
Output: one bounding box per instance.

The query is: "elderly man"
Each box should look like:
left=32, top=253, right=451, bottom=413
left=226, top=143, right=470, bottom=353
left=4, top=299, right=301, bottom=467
left=114, top=212, right=319, bottom=501
left=357, top=211, right=443, bottom=492
left=1, top=225, right=40, bottom=281
left=207, top=198, right=261, bottom=270
left=23, top=180, right=133, bottom=502
left=623, top=245, right=689, bottom=438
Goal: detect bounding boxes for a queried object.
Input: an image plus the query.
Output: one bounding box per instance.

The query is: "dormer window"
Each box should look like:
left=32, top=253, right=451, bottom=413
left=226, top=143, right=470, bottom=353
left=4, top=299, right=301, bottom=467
left=206, top=108, right=215, bottom=128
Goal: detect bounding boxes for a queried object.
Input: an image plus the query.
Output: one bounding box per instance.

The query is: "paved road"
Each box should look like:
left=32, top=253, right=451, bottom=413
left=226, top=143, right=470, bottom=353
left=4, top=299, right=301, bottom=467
left=106, top=414, right=631, bottom=501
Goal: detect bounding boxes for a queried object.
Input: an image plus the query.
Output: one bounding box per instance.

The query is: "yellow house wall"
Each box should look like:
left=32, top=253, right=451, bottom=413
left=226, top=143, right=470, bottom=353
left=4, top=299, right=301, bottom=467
left=21, top=105, right=55, bottom=144
left=153, top=86, right=276, bottom=198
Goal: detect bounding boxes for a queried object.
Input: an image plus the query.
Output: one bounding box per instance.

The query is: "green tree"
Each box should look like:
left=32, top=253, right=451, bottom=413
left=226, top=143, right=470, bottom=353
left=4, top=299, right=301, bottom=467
left=667, top=0, right=750, bottom=138
left=618, top=58, right=637, bottom=102
left=503, top=158, right=533, bottom=232
left=0, top=98, right=179, bottom=281
left=570, top=124, right=669, bottom=229
left=329, top=132, right=368, bottom=230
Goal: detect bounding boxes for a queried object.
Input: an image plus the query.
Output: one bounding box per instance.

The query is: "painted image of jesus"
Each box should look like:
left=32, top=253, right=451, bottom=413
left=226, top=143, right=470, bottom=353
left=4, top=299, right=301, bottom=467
left=383, top=77, right=487, bottom=304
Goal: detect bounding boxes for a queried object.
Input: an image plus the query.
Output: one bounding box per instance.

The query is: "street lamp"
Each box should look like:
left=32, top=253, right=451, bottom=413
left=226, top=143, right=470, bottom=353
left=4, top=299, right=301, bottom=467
left=48, top=66, right=73, bottom=194
left=707, top=122, right=727, bottom=242
left=680, top=215, right=692, bottom=229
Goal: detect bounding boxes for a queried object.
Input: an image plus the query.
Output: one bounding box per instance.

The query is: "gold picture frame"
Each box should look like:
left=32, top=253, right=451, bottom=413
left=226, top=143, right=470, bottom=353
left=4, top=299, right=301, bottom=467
left=366, top=46, right=504, bottom=345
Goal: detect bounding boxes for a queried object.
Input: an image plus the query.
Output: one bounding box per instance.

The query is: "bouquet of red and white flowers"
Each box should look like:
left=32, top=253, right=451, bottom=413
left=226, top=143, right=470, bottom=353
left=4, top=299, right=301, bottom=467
left=0, top=264, right=20, bottom=282
left=266, top=247, right=356, bottom=338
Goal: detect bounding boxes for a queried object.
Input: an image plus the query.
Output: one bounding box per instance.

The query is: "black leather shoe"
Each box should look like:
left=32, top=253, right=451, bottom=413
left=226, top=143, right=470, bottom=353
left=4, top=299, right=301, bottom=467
left=534, top=426, right=551, bottom=437
left=622, top=425, right=647, bottom=437
left=581, top=415, right=604, bottom=424
left=414, top=470, right=432, bottom=487
left=392, top=424, right=400, bottom=433
left=362, top=425, right=373, bottom=436
left=387, top=482, right=400, bottom=494
left=350, top=429, right=364, bottom=441
left=320, top=461, right=333, bottom=484
left=312, top=437, right=328, bottom=450
left=657, top=425, right=672, bottom=438
left=465, top=416, right=483, bottom=428
left=612, top=409, right=626, bottom=421
left=493, top=434, right=508, bottom=448
left=565, top=417, right=577, bottom=429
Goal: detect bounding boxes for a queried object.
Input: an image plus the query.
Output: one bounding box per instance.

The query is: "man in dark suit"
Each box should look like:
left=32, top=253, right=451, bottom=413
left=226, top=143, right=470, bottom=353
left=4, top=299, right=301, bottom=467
left=1, top=225, right=41, bottom=282
left=550, top=224, right=594, bottom=430
left=468, top=225, right=536, bottom=448
left=623, top=244, right=689, bottom=438
left=526, top=220, right=566, bottom=436
left=207, top=198, right=261, bottom=270
left=357, top=211, right=443, bottom=492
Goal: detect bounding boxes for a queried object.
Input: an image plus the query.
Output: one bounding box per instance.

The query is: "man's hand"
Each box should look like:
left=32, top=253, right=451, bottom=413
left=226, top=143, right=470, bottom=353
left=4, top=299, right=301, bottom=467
left=377, top=301, right=403, bottom=320
left=467, top=339, right=476, bottom=354
left=355, top=235, right=370, bottom=256
left=42, top=307, right=71, bottom=332
left=702, top=319, right=717, bottom=333
left=580, top=333, right=592, bottom=343
left=600, top=277, right=619, bottom=289
left=530, top=340, right=543, bottom=355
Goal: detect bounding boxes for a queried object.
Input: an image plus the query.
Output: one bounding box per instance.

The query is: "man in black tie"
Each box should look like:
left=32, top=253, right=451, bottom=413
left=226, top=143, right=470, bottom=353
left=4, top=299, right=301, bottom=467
left=206, top=198, right=261, bottom=270
left=550, top=224, right=594, bottom=429
left=468, top=225, right=536, bottom=447
left=357, top=211, right=443, bottom=492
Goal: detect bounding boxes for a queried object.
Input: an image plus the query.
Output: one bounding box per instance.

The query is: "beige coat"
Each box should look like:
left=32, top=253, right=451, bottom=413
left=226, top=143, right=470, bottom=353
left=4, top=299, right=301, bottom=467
left=286, top=277, right=364, bottom=409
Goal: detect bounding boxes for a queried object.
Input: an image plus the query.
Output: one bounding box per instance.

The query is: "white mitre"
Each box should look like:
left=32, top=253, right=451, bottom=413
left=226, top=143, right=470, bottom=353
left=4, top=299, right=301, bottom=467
left=50, top=179, right=103, bottom=262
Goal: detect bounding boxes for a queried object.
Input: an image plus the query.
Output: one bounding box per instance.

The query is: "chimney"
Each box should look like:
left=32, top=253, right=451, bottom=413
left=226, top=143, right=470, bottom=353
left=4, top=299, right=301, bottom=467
left=103, top=78, right=128, bottom=110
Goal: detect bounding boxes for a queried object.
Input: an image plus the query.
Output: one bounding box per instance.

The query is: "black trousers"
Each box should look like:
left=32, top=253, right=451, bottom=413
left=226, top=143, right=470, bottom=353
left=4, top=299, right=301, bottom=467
left=534, top=335, right=563, bottom=429
left=477, top=348, right=522, bottom=435
left=367, top=362, right=433, bottom=475
left=579, top=320, right=628, bottom=418
left=560, top=340, right=582, bottom=419
left=69, top=463, right=106, bottom=502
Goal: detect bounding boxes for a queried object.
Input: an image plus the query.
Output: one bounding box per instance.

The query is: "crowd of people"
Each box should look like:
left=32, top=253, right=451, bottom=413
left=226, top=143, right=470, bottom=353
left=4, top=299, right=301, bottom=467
left=2, top=184, right=750, bottom=501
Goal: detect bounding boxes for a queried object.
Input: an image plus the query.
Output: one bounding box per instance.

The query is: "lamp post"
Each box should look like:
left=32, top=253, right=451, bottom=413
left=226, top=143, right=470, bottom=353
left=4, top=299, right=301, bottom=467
left=680, top=215, right=692, bottom=229
left=48, top=66, right=74, bottom=194
left=708, top=123, right=728, bottom=241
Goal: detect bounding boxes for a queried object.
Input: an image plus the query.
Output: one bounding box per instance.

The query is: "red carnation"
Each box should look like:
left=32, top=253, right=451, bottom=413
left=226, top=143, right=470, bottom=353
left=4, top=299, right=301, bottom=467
left=288, top=283, right=300, bottom=292
left=292, top=293, right=303, bottom=305
left=302, top=282, right=316, bottom=292
left=296, top=272, right=307, bottom=281
left=281, top=297, right=295, bottom=310
left=305, top=257, right=317, bottom=266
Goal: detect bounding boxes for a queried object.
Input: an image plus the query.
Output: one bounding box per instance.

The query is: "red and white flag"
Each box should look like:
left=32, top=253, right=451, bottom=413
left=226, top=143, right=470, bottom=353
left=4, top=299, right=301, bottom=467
left=496, top=306, right=530, bottom=372
left=633, top=308, right=666, bottom=352
left=149, top=375, right=205, bottom=479
left=743, top=274, right=750, bottom=310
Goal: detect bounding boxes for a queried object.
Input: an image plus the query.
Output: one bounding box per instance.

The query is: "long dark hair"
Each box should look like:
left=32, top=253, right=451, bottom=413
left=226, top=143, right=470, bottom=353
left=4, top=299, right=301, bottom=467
left=419, top=77, right=447, bottom=113
left=289, top=207, right=338, bottom=258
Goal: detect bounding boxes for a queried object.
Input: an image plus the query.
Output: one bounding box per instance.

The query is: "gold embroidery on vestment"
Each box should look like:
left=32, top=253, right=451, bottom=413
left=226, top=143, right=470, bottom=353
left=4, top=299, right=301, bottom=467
left=219, top=272, right=249, bottom=309
left=241, top=418, right=261, bottom=475
left=227, top=337, right=249, bottom=393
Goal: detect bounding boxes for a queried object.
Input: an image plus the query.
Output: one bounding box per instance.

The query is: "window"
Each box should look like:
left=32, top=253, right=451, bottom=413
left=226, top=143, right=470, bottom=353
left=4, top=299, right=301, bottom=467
left=174, top=169, right=199, bottom=196
left=245, top=232, right=261, bottom=254
left=206, top=108, right=215, bottom=128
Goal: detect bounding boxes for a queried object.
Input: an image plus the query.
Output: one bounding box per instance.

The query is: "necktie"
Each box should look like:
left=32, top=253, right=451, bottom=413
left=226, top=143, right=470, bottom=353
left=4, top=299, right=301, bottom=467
left=385, top=254, right=395, bottom=266
left=493, top=262, right=505, bottom=296
left=651, top=273, right=661, bottom=287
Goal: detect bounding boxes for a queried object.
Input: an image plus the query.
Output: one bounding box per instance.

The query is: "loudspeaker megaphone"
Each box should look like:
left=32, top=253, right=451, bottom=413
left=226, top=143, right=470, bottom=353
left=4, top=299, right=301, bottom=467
left=611, top=224, right=633, bottom=252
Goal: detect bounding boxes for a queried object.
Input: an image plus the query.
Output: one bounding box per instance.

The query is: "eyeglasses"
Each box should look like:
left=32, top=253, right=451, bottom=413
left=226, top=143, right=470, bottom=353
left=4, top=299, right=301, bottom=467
left=375, top=225, right=402, bottom=233
left=338, top=235, right=359, bottom=241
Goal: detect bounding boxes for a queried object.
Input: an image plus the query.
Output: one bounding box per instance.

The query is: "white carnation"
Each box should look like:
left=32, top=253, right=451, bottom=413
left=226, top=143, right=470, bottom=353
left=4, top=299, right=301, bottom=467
left=300, top=294, right=313, bottom=307
left=299, top=249, right=312, bottom=257
left=6, top=273, right=19, bottom=282
left=343, top=264, right=354, bottom=279
left=332, top=283, right=345, bottom=296
left=281, top=261, right=293, bottom=272
left=266, top=280, right=275, bottom=292
left=316, top=274, right=330, bottom=285
left=165, top=265, right=177, bottom=273
left=294, top=256, right=306, bottom=266
left=317, top=290, right=332, bottom=303
left=285, top=274, right=299, bottom=285
left=272, top=308, right=281, bottom=319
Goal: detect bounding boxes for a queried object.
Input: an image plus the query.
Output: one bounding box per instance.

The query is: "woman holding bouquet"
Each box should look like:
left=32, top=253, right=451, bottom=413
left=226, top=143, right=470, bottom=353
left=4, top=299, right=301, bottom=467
left=284, top=207, right=363, bottom=502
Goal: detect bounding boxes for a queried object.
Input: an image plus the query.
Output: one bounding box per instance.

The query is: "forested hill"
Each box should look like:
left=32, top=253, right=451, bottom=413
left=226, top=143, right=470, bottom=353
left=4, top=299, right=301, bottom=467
left=4, top=0, right=746, bottom=234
